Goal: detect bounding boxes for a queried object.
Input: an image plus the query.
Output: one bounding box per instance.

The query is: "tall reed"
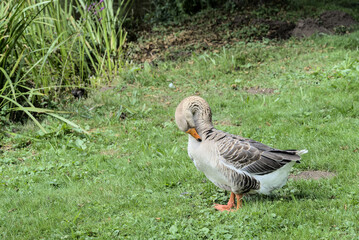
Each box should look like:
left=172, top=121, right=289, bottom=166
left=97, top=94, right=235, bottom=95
left=0, top=0, right=130, bottom=132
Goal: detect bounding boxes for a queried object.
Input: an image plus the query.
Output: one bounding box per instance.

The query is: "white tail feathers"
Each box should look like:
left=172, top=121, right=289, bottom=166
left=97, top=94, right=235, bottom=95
left=297, top=149, right=308, bottom=155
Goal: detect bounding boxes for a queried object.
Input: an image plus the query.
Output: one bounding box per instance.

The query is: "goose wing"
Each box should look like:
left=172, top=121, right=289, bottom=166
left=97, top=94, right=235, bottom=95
left=216, top=132, right=302, bottom=175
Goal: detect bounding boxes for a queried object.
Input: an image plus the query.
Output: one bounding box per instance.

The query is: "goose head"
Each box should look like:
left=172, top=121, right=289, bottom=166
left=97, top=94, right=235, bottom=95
left=175, top=96, right=213, bottom=142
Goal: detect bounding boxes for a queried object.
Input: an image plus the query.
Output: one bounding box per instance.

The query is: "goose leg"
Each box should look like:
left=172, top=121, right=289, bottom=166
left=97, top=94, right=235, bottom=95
left=214, top=192, right=235, bottom=211
left=235, top=194, right=243, bottom=210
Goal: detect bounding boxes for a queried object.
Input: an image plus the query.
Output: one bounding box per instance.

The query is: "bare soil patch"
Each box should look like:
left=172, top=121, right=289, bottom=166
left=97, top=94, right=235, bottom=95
left=100, top=149, right=119, bottom=157
left=290, top=170, right=336, bottom=180
left=320, top=10, right=357, bottom=30
left=215, top=119, right=235, bottom=126
left=244, top=86, right=276, bottom=95
left=0, top=144, right=13, bottom=152
left=291, top=18, right=331, bottom=38
left=292, top=10, right=358, bottom=38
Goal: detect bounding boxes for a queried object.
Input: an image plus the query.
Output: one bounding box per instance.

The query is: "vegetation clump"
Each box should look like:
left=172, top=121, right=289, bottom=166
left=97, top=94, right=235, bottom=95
left=0, top=0, right=128, bottom=127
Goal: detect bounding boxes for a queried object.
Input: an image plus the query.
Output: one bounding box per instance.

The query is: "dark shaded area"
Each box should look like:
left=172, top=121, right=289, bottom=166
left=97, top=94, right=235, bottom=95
left=71, top=88, right=87, bottom=99
left=252, top=19, right=295, bottom=39
left=292, top=11, right=358, bottom=38
left=125, top=4, right=358, bottom=63
left=320, top=10, right=357, bottom=30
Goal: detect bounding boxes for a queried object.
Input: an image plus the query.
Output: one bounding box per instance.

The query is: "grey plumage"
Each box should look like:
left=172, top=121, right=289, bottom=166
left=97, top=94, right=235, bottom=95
left=175, top=96, right=307, bottom=201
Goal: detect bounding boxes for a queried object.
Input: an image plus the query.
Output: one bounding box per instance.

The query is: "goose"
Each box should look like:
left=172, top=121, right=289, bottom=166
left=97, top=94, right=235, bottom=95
left=175, top=96, right=307, bottom=211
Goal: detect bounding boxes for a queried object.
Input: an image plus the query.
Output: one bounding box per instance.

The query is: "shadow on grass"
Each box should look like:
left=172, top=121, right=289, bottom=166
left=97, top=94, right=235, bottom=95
left=246, top=192, right=315, bottom=203
left=245, top=185, right=332, bottom=203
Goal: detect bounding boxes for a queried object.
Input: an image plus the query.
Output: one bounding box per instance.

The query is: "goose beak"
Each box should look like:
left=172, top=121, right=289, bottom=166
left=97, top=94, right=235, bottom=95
left=186, top=128, right=202, bottom=142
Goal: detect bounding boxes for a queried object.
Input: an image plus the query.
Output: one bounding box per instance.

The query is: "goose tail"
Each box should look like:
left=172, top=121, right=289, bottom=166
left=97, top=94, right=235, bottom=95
left=297, top=149, right=308, bottom=155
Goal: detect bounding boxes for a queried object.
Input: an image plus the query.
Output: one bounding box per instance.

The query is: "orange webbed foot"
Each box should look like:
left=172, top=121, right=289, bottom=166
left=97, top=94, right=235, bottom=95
left=213, top=192, right=243, bottom=212
left=213, top=192, right=235, bottom=212
left=214, top=203, right=235, bottom=212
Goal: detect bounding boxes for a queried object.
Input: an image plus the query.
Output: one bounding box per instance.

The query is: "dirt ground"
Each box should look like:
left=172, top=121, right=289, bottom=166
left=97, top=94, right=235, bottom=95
left=289, top=170, right=336, bottom=181
left=243, top=86, right=276, bottom=95
left=292, top=10, right=357, bottom=38
left=125, top=10, right=357, bottom=63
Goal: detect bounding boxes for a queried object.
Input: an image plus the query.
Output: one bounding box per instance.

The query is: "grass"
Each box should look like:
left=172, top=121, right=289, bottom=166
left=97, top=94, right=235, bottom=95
left=1, top=31, right=359, bottom=239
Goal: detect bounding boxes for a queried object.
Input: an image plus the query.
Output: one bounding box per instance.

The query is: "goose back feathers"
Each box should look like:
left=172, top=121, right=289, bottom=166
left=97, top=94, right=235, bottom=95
left=176, top=96, right=307, bottom=196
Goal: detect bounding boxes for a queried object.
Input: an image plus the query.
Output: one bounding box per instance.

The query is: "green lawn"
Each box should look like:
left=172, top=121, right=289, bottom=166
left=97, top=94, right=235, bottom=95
left=1, top=32, right=359, bottom=239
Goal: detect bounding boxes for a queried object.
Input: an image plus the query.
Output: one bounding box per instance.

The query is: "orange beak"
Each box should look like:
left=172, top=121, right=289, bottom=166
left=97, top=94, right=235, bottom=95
left=186, top=128, right=202, bottom=142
